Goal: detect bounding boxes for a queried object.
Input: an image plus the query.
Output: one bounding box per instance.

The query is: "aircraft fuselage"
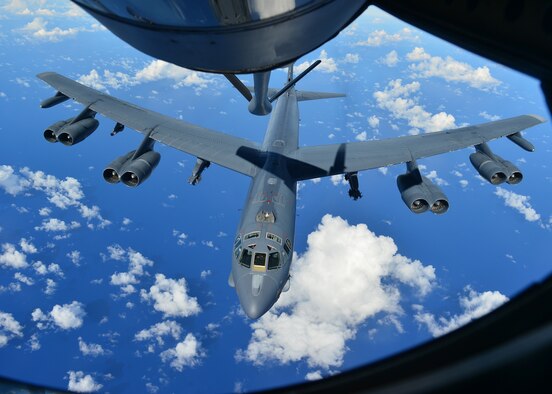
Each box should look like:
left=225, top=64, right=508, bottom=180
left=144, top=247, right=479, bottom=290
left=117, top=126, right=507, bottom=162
left=230, top=87, right=299, bottom=319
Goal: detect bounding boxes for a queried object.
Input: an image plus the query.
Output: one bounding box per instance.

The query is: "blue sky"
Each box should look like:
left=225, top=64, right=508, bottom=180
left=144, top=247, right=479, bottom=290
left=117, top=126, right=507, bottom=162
left=0, top=1, right=551, bottom=393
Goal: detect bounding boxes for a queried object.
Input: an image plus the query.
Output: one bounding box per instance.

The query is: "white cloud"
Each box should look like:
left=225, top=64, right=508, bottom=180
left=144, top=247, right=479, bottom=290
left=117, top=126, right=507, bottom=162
left=33, top=261, right=63, bottom=277
left=135, top=320, right=182, bottom=347
left=406, top=47, right=501, bottom=91
left=79, top=205, right=111, bottom=229
left=78, top=337, right=109, bottom=357
left=494, top=187, right=540, bottom=222
left=67, top=371, right=103, bottom=393
left=373, top=79, right=457, bottom=133
left=28, top=333, right=40, bottom=351
left=19, top=238, right=37, bottom=254
left=0, top=243, right=28, bottom=269
left=32, top=301, right=85, bottom=330
left=0, top=311, right=24, bottom=348
left=295, top=50, right=337, bottom=74
left=104, top=245, right=154, bottom=292
left=343, top=53, right=360, bottom=64
left=479, top=111, right=501, bottom=121
left=415, top=286, right=508, bottom=337
left=122, top=217, right=132, bottom=226
left=355, top=28, right=419, bottom=47
left=378, top=50, right=399, bottom=67
left=44, top=278, right=57, bottom=295
left=425, top=170, right=449, bottom=186
left=78, top=60, right=216, bottom=93
left=35, top=218, right=80, bottom=232
left=368, top=115, right=380, bottom=129
left=141, top=274, right=201, bottom=318
left=39, top=207, right=51, bottom=216
left=305, top=371, right=323, bottom=381
left=14, top=272, right=34, bottom=286
left=200, top=270, right=211, bottom=279
left=17, top=17, right=83, bottom=42
left=160, top=333, right=204, bottom=371
left=65, top=250, right=81, bottom=266
left=236, top=215, right=435, bottom=369
left=0, top=165, right=29, bottom=195
left=355, top=131, right=367, bottom=141
left=172, top=230, right=188, bottom=246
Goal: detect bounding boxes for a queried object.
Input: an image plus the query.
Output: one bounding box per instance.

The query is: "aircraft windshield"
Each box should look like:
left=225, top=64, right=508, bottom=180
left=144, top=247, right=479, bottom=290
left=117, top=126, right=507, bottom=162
left=239, top=249, right=252, bottom=268
left=268, top=251, right=280, bottom=270
left=253, top=253, right=266, bottom=267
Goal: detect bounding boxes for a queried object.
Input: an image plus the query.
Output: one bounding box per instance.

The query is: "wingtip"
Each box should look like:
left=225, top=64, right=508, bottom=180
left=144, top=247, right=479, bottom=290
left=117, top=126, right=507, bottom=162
left=527, top=114, right=547, bottom=123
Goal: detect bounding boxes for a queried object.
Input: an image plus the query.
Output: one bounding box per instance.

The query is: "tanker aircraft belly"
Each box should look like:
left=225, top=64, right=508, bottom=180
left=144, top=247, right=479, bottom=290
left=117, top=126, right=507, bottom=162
left=37, top=66, right=545, bottom=319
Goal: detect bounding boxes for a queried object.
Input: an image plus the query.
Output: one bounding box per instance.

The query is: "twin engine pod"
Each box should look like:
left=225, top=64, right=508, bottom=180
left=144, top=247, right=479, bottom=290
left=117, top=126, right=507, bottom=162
left=103, top=150, right=161, bottom=187
left=397, top=169, right=449, bottom=215
left=469, top=151, right=522, bottom=185
left=44, top=117, right=99, bottom=146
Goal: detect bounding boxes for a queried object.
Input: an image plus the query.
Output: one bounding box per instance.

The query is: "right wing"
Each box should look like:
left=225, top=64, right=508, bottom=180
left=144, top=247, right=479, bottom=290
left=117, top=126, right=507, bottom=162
left=287, top=115, right=545, bottom=180
left=37, top=72, right=263, bottom=177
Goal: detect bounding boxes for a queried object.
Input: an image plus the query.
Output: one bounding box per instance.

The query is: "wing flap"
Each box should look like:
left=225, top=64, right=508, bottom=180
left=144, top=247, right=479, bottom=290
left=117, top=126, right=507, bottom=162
left=37, top=72, right=262, bottom=177
left=288, top=115, right=545, bottom=180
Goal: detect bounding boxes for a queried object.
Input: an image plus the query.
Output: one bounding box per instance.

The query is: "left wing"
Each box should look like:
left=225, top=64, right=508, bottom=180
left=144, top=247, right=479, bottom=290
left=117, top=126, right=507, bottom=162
left=37, top=72, right=263, bottom=177
left=287, top=115, right=545, bottom=180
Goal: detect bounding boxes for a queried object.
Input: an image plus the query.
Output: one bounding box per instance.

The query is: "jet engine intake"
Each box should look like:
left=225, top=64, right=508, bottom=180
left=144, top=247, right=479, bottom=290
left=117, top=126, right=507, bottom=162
left=56, top=117, right=99, bottom=146
left=469, top=151, right=523, bottom=185
left=121, top=151, right=161, bottom=187
left=44, top=118, right=73, bottom=143
left=397, top=170, right=449, bottom=215
left=103, top=150, right=136, bottom=184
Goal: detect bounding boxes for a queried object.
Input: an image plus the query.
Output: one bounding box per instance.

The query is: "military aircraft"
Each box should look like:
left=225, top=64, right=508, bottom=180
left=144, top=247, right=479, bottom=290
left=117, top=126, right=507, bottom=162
left=37, top=64, right=544, bottom=318
left=67, top=0, right=369, bottom=115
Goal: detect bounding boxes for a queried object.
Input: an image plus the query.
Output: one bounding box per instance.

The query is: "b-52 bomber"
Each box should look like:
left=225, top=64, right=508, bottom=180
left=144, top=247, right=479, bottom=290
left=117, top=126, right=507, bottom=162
left=38, top=64, right=544, bottom=319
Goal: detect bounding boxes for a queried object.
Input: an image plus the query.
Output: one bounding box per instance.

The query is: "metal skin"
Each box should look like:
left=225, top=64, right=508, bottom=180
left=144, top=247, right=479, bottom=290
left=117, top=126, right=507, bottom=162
left=231, top=73, right=300, bottom=319
left=36, top=69, right=545, bottom=319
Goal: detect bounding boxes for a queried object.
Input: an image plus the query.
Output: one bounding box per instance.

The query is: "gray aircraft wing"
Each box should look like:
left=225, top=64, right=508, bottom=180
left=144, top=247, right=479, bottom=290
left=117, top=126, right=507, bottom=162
left=287, top=115, right=545, bottom=180
left=37, top=72, right=262, bottom=177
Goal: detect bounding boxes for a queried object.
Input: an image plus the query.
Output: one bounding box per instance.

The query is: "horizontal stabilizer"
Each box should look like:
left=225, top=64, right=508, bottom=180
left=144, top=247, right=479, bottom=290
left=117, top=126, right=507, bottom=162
left=246, top=87, right=345, bottom=102
left=295, top=90, right=346, bottom=101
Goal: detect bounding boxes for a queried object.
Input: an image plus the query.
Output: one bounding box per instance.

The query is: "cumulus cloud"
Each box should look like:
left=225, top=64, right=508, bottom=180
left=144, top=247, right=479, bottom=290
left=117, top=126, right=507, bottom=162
left=236, top=215, right=436, bottom=369
left=141, top=274, right=201, bottom=318
left=78, top=337, right=109, bottom=357
left=295, top=50, right=337, bottom=74
left=34, top=218, right=80, bottom=232
left=479, top=111, right=501, bottom=121
left=415, top=286, right=508, bottom=337
left=494, top=187, right=540, bottom=222
left=0, top=311, right=24, bottom=348
left=406, top=47, right=501, bottom=91
left=135, top=320, right=182, bottom=348
left=343, top=53, right=360, bottom=64
left=373, top=79, right=457, bottom=133
left=368, top=115, right=380, bottom=129
left=355, top=28, right=419, bottom=46
left=79, top=205, right=111, bottom=229
left=32, top=301, right=86, bottom=330
left=78, top=60, right=216, bottom=93
left=19, top=238, right=37, bottom=254
left=17, top=17, right=82, bottom=42
left=67, top=371, right=103, bottom=393
left=33, top=261, right=63, bottom=277
left=0, top=243, right=29, bottom=269
left=160, top=333, right=204, bottom=371
left=378, top=50, right=399, bottom=67
left=0, top=165, right=29, bottom=195
left=105, top=246, right=154, bottom=293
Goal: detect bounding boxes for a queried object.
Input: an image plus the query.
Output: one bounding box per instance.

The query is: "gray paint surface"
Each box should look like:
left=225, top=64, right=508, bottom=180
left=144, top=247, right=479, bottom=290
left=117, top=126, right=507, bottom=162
left=37, top=71, right=545, bottom=318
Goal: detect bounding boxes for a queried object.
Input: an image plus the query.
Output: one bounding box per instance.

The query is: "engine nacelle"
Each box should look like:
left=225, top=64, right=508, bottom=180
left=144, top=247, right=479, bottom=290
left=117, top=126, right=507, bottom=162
left=469, top=152, right=523, bottom=185
left=56, top=117, right=99, bottom=146
left=121, top=151, right=161, bottom=187
left=43, top=118, right=73, bottom=143
left=397, top=171, right=449, bottom=215
left=103, top=150, right=136, bottom=184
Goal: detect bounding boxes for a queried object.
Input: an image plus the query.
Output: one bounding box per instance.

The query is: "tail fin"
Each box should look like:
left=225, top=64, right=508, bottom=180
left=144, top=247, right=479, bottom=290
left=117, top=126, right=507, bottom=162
left=295, top=90, right=346, bottom=101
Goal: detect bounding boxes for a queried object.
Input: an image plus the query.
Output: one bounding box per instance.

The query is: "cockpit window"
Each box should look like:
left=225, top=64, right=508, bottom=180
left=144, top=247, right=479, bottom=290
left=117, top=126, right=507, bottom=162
left=239, top=249, right=252, bottom=268
left=266, top=232, right=282, bottom=244
left=244, top=231, right=260, bottom=240
left=253, top=253, right=266, bottom=267
left=284, top=239, right=292, bottom=255
left=234, top=235, right=241, bottom=248
left=256, top=210, right=275, bottom=223
left=268, top=251, right=280, bottom=270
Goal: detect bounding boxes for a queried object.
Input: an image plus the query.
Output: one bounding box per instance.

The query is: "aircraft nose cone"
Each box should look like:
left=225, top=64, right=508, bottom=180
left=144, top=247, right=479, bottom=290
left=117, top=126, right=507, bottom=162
left=236, top=274, right=279, bottom=319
